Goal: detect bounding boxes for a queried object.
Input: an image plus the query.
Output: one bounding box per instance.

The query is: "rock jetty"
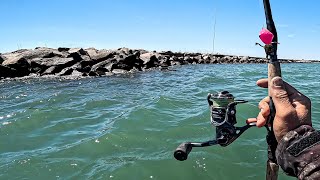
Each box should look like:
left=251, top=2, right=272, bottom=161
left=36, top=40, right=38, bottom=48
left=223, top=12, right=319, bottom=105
left=0, top=47, right=318, bottom=79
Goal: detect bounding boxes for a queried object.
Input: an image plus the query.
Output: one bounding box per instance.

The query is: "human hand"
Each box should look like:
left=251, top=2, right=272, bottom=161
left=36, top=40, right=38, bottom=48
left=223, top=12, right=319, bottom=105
left=247, top=77, right=312, bottom=142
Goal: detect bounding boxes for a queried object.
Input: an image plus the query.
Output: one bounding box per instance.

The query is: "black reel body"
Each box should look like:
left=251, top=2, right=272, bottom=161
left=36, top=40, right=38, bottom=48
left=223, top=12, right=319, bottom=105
left=208, top=91, right=248, bottom=146
left=174, top=91, right=256, bottom=161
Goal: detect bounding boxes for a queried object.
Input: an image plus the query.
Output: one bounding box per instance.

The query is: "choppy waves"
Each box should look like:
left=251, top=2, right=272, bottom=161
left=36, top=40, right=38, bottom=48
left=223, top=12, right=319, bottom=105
left=0, top=63, right=318, bottom=180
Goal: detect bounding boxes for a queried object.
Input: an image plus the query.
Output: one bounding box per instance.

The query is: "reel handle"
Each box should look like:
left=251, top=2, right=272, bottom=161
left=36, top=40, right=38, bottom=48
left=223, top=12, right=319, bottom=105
left=174, top=142, right=193, bottom=161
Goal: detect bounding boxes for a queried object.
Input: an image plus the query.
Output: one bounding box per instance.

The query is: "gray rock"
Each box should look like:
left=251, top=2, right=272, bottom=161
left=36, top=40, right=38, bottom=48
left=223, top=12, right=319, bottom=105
left=117, top=47, right=132, bottom=55
left=112, top=69, right=128, bottom=74
left=105, top=63, right=117, bottom=72
left=0, top=46, right=310, bottom=79
left=16, top=48, right=66, bottom=59
left=159, top=51, right=174, bottom=56
left=1, top=54, right=30, bottom=76
left=0, top=65, right=17, bottom=78
left=30, top=57, right=79, bottom=74
left=85, top=48, right=98, bottom=58
left=71, top=70, right=83, bottom=76
left=203, top=55, right=211, bottom=61
left=88, top=71, right=98, bottom=76
left=90, top=49, right=115, bottom=62
left=41, top=66, right=57, bottom=75
left=67, top=48, right=90, bottom=62
left=58, top=47, right=70, bottom=52
left=171, top=61, right=181, bottom=66
left=90, top=60, right=112, bottom=72
left=241, top=56, right=250, bottom=62
left=30, top=57, right=76, bottom=67
left=68, top=48, right=87, bottom=56
left=117, top=54, right=143, bottom=71
left=140, top=52, right=159, bottom=69
left=0, top=55, right=4, bottom=64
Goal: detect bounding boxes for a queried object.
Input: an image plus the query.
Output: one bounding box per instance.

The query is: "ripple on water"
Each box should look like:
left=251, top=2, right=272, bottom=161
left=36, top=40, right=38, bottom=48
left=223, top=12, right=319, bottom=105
left=0, top=64, right=319, bottom=180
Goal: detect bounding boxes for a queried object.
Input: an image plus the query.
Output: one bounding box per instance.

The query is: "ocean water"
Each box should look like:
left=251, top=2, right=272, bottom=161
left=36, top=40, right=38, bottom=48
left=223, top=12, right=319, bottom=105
left=1, top=63, right=319, bottom=180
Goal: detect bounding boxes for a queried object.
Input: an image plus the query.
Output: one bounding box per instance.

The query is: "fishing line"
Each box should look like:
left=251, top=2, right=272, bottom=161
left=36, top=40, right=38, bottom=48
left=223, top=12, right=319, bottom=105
left=258, top=0, right=266, bottom=29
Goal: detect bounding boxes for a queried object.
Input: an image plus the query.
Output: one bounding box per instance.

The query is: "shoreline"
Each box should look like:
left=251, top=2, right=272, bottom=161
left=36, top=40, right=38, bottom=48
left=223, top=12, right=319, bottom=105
left=1, top=47, right=319, bottom=79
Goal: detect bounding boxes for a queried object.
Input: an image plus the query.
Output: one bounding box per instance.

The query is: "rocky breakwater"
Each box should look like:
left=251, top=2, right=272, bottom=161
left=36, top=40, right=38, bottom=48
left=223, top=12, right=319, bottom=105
left=0, top=47, right=317, bottom=79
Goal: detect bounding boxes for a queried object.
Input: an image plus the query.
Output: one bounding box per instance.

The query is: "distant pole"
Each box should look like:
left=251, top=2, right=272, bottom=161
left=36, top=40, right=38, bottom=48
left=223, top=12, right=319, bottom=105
left=213, top=8, right=217, bottom=54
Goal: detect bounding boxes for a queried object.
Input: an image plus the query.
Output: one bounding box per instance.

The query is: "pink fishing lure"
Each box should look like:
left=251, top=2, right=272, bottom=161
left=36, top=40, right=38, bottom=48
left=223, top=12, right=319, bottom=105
left=259, top=28, right=274, bottom=45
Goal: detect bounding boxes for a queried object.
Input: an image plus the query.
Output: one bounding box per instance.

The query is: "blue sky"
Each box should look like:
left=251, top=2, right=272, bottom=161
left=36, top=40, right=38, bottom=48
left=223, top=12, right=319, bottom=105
left=1, top=0, right=319, bottom=59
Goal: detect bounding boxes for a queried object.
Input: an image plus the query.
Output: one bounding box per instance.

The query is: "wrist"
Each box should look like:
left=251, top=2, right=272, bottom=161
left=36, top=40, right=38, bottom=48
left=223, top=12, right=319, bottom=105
left=276, top=125, right=320, bottom=178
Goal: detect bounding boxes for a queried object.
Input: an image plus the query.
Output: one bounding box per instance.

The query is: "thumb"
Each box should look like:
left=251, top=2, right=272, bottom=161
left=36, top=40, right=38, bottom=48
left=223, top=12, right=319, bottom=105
left=270, top=77, right=294, bottom=114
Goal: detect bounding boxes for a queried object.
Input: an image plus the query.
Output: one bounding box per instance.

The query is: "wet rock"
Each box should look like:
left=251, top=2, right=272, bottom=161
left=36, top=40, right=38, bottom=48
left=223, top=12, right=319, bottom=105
left=0, top=65, right=17, bottom=78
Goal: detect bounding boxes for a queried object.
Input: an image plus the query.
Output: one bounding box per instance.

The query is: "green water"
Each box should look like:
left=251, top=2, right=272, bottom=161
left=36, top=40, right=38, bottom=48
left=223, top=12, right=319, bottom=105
left=1, top=64, right=319, bottom=180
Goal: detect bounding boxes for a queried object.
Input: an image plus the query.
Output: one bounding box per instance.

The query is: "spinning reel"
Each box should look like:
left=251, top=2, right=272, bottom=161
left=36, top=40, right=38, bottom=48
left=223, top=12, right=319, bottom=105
left=174, top=91, right=256, bottom=161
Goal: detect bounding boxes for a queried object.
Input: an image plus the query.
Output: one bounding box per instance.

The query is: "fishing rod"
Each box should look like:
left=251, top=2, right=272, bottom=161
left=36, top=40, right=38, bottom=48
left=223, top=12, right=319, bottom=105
left=173, top=0, right=281, bottom=179
left=262, top=0, right=281, bottom=179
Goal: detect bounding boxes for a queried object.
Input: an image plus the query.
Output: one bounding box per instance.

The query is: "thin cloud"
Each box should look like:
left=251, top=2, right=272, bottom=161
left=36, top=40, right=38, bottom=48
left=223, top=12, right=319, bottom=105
left=278, top=24, right=289, bottom=28
left=288, top=34, right=296, bottom=38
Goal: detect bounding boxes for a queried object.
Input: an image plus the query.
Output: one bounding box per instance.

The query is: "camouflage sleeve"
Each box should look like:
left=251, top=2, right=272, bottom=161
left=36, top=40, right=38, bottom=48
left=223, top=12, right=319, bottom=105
left=276, top=125, right=320, bottom=179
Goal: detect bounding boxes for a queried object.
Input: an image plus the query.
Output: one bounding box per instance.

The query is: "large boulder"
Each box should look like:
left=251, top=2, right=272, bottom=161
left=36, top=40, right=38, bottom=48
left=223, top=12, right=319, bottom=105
left=6, top=47, right=66, bottom=60
left=85, top=48, right=98, bottom=58
left=33, top=47, right=67, bottom=58
left=66, top=48, right=90, bottom=63
left=140, top=52, right=160, bottom=69
left=1, top=47, right=67, bottom=76
left=57, top=63, right=83, bottom=76
left=30, top=57, right=77, bottom=67
left=29, top=57, right=80, bottom=74
left=57, top=47, right=70, bottom=52
left=116, top=54, right=143, bottom=71
left=112, top=69, right=128, bottom=74
left=78, top=50, right=116, bottom=73
left=117, top=47, right=133, bottom=55
left=0, top=54, right=4, bottom=64
left=1, top=53, right=30, bottom=76
left=0, top=65, right=18, bottom=78
left=240, top=56, right=249, bottom=63
left=68, top=48, right=87, bottom=55
left=91, top=49, right=115, bottom=61
left=90, top=60, right=113, bottom=73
